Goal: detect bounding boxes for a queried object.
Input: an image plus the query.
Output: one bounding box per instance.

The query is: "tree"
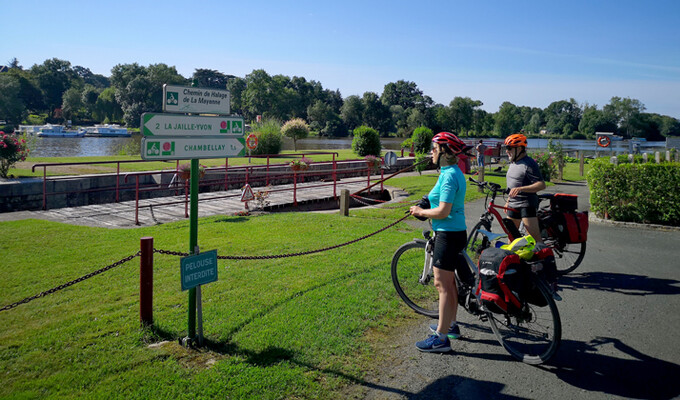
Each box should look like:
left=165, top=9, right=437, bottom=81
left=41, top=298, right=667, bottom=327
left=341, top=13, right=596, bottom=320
left=544, top=99, right=582, bottom=136
left=112, top=63, right=185, bottom=127
left=281, top=118, right=310, bottom=151
left=0, top=75, right=26, bottom=125
left=227, top=76, right=247, bottom=116
left=351, top=125, right=381, bottom=156
left=445, top=97, right=483, bottom=136
left=361, top=92, right=392, bottom=135
left=340, top=95, right=364, bottom=132
left=494, top=102, right=523, bottom=136
left=380, top=80, right=423, bottom=109
left=61, top=87, right=84, bottom=123
left=30, top=58, right=77, bottom=118
left=603, top=96, right=646, bottom=138
left=307, top=100, right=344, bottom=136
left=192, top=69, right=232, bottom=89
left=95, top=87, right=123, bottom=123
left=578, top=105, right=617, bottom=138
left=5, top=68, right=44, bottom=112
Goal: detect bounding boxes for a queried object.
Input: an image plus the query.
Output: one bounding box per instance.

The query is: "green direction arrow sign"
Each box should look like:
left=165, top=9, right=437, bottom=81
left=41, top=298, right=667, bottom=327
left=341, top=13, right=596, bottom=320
left=180, top=250, right=218, bottom=291
left=141, top=113, right=244, bottom=137
left=141, top=137, right=245, bottom=160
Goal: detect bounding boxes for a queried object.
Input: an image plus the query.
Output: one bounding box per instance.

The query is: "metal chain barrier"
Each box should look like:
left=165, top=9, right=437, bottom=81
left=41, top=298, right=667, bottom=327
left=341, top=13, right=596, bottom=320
left=155, top=214, right=411, bottom=261
left=0, top=252, right=141, bottom=312
left=350, top=193, right=413, bottom=209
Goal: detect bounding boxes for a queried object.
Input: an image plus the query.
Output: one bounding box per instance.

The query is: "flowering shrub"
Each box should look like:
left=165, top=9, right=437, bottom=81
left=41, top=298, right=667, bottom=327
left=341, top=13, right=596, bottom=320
left=532, top=152, right=556, bottom=182
left=253, top=186, right=272, bottom=210
left=289, top=157, right=312, bottom=171
left=365, top=155, right=382, bottom=170
left=0, top=131, right=30, bottom=178
left=177, top=163, right=206, bottom=180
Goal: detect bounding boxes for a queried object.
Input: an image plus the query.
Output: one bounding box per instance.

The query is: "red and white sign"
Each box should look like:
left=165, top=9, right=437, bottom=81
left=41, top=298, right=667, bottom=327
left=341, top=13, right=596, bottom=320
left=240, top=184, right=255, bottom=202
left=246, top=134, right=258, bottom=150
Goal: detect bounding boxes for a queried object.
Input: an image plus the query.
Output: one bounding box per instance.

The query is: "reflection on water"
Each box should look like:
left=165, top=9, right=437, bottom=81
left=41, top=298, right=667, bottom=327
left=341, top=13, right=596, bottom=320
left=27, top=135, right=666, bottom=158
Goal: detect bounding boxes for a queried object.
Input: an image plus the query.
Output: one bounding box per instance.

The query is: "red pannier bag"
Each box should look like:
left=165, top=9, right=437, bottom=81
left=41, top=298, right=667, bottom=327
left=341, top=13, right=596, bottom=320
left=563, top=212, right=589, bottom=243
left=476, top=248, right=527, bottom=314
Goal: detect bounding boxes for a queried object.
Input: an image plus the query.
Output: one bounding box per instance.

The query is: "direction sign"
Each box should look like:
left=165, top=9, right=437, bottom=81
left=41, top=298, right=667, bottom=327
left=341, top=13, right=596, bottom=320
left=163, top=84, right=230, bottom=115
left=142, top=137, right=245, bottom=160
left=180, top=250, right=218, bottom=291
left=141, top=113, right=244, bottom=137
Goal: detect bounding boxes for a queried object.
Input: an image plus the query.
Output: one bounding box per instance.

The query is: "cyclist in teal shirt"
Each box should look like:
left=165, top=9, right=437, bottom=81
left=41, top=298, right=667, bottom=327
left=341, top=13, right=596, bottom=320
left=409, top=132, right=473, bottom=353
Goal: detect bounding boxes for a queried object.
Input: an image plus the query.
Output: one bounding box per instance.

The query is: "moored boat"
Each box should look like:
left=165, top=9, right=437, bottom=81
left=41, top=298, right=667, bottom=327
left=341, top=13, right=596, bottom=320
left=79, top=124, right=130, bottom=137
left=36, top=124, right=84, bottom=137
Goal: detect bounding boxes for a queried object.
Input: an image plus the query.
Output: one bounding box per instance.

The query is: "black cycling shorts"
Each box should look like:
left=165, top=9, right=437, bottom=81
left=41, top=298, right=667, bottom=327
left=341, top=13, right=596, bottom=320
left=432, top=230, right=467, bottom=273
left=507, top=206, right=537, bottom=219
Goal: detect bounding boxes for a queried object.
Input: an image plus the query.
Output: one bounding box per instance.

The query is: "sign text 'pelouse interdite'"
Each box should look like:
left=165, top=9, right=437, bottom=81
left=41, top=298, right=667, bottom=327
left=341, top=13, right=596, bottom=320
left=180, top=250, right=218, bottom=291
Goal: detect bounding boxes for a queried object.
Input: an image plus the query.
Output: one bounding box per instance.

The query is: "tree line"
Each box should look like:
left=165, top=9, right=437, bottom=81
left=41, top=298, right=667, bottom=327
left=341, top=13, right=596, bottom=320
left=1, top=57, right=679, bottom=140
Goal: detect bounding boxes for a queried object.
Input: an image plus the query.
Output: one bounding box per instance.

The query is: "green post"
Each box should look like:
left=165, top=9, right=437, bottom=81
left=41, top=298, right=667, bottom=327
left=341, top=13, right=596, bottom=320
left=187, top=158, right=199, bottom=340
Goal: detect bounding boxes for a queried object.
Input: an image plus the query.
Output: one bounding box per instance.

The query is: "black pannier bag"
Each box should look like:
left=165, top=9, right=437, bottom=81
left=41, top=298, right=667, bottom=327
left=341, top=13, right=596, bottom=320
left=550, top=193, right=578, bottom=212
left=476, top=248, right=527, bottom=314
left=523, top=247, right=557, bottom=307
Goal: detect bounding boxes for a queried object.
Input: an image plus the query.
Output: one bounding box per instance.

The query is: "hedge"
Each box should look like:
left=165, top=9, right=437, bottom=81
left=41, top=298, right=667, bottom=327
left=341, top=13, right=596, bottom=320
left=587, top=158, right=680, bottom=226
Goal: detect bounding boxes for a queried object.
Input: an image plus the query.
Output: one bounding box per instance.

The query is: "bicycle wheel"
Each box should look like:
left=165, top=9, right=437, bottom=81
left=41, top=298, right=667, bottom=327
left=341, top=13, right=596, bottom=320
left=391, top=241, right=439, bottom=318
left=546, top=239, right=586, bottom=275
left=466, top=220, right=492, bottom=265
left=486, top=274, right=561, bottom=364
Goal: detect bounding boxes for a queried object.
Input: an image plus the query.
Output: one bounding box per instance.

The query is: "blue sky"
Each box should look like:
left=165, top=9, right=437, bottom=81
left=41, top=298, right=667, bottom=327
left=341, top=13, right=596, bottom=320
left=3, top=0, right=680, bottom=118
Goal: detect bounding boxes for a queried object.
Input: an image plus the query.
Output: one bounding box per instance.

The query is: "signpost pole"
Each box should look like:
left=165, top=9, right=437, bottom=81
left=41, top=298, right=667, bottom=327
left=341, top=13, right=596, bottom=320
left=188, top=159, right=199, bottom=341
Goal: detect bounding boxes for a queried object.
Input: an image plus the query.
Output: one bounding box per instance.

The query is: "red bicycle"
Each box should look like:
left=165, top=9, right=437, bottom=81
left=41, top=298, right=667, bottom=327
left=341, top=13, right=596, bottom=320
left=466, top=178, right=587, bottom=275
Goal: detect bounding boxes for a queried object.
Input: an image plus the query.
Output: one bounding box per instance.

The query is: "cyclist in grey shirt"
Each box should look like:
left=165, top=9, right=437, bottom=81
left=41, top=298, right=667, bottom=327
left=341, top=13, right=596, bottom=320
left=504, top=133, right=546, bottom=244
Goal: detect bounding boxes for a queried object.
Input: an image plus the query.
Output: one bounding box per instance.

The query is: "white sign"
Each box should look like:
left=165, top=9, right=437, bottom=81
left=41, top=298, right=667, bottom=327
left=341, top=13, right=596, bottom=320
left=141, top=137, right=245, bottom=160
left=163, top=84, right=230, bottom=114
left=141, top=113, right=244, bottom=137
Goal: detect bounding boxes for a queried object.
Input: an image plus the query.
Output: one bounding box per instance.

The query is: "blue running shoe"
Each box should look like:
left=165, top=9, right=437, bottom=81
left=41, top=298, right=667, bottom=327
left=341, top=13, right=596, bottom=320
left=429, top=323, right=461, bottom=339
left=415, top=334, right=451, bottom=353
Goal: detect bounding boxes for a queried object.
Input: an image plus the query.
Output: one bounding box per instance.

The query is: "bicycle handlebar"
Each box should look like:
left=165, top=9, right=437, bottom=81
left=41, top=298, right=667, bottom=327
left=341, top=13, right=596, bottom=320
left=468, top=177, right=509, bottom=195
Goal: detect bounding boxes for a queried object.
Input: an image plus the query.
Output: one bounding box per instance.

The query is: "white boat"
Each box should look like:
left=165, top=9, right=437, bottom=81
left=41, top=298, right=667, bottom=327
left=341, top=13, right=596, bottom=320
left=79, top=124, right=130, bottom=137
left=36, top=124, right=84, bottom=138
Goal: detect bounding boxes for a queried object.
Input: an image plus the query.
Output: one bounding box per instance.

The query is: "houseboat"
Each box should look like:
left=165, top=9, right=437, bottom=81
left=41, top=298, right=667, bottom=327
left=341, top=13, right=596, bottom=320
left=36, top=124, right=84, bottom=137
left=79, top=124, right=130, bottom=137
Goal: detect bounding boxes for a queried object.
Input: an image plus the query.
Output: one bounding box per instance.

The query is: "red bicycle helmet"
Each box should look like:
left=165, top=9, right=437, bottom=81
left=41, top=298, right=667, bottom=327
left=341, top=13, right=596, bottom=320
left=432, top=131, right=472, bottom=155
left=504, top=133, right=528, bottom=147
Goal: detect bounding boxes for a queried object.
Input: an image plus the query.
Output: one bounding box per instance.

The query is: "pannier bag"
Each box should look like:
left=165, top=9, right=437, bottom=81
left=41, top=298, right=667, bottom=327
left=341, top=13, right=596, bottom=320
left=550, top=193, right=578, bottom=213
left=523, top=246, right=557, bottom=307
left=563, top=211, right=589, bottom=243
left=476, top=248, right=527, bottom=314
left=540, top=210, right=589, bottom=244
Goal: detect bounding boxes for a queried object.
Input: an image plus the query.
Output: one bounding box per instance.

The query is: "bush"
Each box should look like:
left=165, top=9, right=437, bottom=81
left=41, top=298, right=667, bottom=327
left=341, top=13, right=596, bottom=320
left=0, top=131, right=30, bottom=178
left=411, top=126, right=433, bottom=154
left=281, top=118, right=309, bottom=151
left=531, top=152, right=556, bottom=182
left=351, top=126, right=381, bottom=157
left=587, top=159, right=680, bottom=225
left=251, top=119, right=282, bottom=155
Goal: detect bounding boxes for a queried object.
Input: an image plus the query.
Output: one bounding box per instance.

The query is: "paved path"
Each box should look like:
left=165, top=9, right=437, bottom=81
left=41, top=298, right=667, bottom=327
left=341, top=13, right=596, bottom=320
left=0, top=177, right=384, bottom=228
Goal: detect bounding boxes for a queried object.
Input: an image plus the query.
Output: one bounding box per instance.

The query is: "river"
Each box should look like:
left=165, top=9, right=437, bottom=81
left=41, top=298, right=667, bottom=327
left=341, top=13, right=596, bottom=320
left=26, top=135, right=666, bottom=158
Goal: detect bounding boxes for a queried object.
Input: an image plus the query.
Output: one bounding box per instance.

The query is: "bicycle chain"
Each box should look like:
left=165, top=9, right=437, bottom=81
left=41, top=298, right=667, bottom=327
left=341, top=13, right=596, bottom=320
left=0, top=252, right=141, bottom=312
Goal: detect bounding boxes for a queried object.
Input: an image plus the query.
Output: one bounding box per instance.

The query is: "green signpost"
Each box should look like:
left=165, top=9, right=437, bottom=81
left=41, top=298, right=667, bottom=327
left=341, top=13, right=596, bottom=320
left=141, top=82, right=248, bottom=347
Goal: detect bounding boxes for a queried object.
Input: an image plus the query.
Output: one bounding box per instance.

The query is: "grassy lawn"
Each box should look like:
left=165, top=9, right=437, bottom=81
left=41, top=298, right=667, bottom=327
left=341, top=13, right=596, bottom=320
left=0, top=161, right=589, bottom=399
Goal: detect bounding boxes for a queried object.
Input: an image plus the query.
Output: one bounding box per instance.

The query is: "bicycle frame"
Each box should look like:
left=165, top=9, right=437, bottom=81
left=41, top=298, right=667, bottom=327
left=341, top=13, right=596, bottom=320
left=472, top=179, right=522, bottom=241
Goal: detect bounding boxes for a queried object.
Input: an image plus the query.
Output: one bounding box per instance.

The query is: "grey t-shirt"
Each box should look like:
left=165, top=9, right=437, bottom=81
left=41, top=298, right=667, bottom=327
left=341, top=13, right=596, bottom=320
left=506, top=156, right=543, bottom=208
